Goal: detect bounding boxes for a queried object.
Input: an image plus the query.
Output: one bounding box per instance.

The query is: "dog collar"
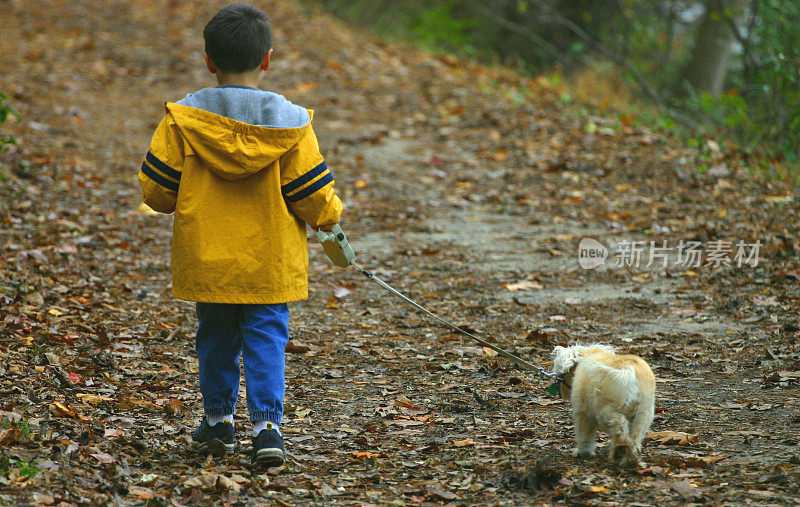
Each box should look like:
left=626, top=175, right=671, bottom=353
left=545, top=374, right=570, bottom=396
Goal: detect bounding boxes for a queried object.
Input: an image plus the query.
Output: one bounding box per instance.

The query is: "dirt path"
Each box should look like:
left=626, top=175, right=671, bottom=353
left=1, top=0, right=799, bottom=505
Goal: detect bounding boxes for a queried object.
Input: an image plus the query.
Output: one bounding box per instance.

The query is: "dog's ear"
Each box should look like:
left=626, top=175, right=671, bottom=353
left=551, top=346, right=572, bottom=374
left=553, top=346, right=580, bottom=374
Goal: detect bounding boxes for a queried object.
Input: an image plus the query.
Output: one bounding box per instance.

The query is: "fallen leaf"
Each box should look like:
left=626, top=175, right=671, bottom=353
left=531, top=398, right=562, bottom=406
left=286, top=340, right=311, bottom=353
left=764, top=195, right=792, bottom=203
left=351, top=451, right=391, bottom=459
left=427, top=487, right=457, bottom=500
left=90, top=452, right=116, bottom=464
left=695, top=456, right=725, bottom=464
left=333, top=286, right=351, bottom=298
left=326, top=295, right=338, bottom=309
left=294, top=81, right=318, bottom=93
left=637, top=466, right=666, bottom=476
left=139, top=473, right=159, bottom=485
left=32, top=493, right=55, bottom=505
left=671, top=479, right=699, bottom=500
left=619, top=114, right=635, bottom=127
left=387, top=419, right=425, bottom=427
left=0, top=424, right=25, bottom=446
left=183, top=473, right=241, bottom=494
left=504, top=280, right=543, bottom=291
left=645, top=431, right=699, bottom=445
left=394, top=394, right=416, bottom=409
left=492, top=148, right=508, bottom=161
left=51, top=401, right=78, bottom=419
left=76, top=393, right=113, bottom=404
left=452, top=438, right=477, bottom=447
left=163, top=398, right=191, bottom=415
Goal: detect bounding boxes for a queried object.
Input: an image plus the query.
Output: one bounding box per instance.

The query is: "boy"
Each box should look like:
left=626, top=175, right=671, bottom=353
left=138, top=3, right=343, bottom=467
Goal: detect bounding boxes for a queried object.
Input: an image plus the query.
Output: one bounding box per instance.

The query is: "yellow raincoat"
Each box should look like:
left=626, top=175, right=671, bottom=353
left=138, top=102, right=342, bottom=304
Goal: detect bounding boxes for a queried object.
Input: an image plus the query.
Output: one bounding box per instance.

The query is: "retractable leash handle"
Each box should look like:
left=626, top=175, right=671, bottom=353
left=316, top=224, right=355, bottom=268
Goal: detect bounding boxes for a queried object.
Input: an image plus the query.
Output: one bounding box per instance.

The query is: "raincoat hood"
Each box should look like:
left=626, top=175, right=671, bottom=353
left=165, top=102, right=313, bottom=181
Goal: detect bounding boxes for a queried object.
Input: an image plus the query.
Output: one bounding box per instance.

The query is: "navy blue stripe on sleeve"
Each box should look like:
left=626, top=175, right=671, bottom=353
left=145, top=151, right=181, bottom=181
left=140, top=162, right=179, bottom=192
left=285, top=172, right=333, bottom=202
left=281, top=162, right=327, bottom=195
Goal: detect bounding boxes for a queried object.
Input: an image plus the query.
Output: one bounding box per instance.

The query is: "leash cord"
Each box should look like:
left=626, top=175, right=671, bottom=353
left=352, top=262, right=560, bottom=380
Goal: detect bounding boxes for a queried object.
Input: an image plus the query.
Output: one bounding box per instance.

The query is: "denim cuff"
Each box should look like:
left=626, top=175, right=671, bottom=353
left=205, top=405, right=237, bottom=417
left=250, top=409, right=282, bottom=424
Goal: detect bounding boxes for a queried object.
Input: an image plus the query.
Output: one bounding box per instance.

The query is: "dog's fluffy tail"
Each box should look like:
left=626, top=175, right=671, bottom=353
left=552, top=343, right=615, bottom=374
left=579, top=359, right=640, bottom=407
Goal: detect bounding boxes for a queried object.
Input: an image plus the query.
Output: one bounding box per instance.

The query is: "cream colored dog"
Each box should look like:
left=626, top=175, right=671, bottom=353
left=552, top=344, right=655, bottom=467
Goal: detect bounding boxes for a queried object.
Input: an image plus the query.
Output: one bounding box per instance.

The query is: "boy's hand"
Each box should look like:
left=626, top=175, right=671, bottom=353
left=316, top=224, right=355, bottom=268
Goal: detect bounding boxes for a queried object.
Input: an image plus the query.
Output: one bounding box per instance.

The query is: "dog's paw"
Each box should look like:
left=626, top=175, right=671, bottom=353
left=573, top=448, right=597, bottom=459
left=611, top=444, right=630, bottom=461
left=611, top=444, right=640, bottom=468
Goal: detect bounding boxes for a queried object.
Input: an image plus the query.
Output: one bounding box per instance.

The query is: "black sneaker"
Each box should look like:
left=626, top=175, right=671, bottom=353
left=192, top=418, right=235, bottom=456
left=251, top=427, right=285, bottom=467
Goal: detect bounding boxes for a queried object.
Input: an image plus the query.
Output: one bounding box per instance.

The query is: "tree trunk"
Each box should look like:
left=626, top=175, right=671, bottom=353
left=678, top=0, right=748, bottom=97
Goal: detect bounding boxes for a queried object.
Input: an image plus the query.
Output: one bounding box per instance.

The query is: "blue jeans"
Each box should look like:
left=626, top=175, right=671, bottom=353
left=195, top=303, right=290, bottom=424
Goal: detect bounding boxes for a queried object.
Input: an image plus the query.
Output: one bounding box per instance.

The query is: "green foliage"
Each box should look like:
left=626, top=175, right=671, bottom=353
left=744, top=0, right=800, bottom=155
left=19, top=419, right=32, bottom=441
left=0, top=454, right=39, bottom=478
left=0, top=92, right=18, bottom=124
left=312, top=0, right=430, bottom=45
left=687, top=90, right=759, bottom=139
left=0, top=92, right=19, bottom=149
left=0, top=417, right=32, bottom=442
left=16, top=460, right=40, bottom=478
left=680, top=0, right=800, bottom=164
left=411, top=0, right=478, bottom=52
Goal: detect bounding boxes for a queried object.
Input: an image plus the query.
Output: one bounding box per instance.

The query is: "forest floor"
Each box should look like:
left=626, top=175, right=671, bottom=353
left=1, top=0, right=800, bottom=505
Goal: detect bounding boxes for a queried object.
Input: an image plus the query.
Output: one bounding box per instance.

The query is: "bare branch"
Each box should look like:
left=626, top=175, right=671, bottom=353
left=527, top=0, right=666, bottom=108
left=657, top=0, right=680, bottom=94
left=463, top=0, right=563, bottom=61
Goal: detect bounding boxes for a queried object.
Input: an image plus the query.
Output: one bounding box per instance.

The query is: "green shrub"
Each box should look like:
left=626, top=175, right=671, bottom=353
left=412, top=0, right=478, bottom=52
left=0, top=455, right=39, bottom=479
left=0, top=92, right=19, bottom=154
left=16, top=460, right=40, bottom=478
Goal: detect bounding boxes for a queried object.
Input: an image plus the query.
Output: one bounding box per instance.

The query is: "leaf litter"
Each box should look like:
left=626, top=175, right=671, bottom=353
left=1, top=0, right=799, bottom=504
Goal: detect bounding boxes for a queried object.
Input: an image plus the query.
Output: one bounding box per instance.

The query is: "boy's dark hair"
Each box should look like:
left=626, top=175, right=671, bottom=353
left=203, top=3, right=272, bottom=73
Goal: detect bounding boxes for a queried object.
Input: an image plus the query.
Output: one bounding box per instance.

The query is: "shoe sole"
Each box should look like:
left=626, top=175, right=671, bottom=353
left=252, top=447, right=285, bottom=467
